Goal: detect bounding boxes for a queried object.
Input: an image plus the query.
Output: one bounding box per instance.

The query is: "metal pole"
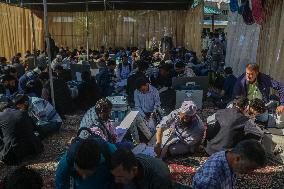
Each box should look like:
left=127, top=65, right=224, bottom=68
left=212, top=14, right=215, bottom=32
left=103, top=0, right=107, bottom=47
left=43, top=0, right=56, bottom=107
left=31, top=10, right=37, bottom=68
left=86, top=1, right=89, bottom=61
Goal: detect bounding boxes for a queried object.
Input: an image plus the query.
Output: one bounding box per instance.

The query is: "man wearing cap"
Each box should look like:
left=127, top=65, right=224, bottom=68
left=154, top=101, right=205, bottom=158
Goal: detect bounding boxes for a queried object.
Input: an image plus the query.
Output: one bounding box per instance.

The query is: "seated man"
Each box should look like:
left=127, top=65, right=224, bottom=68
left=13, top=94, right=62, bottom=139
left=80, top=98, right=117, bottom=143
left=76, top=71, right=102, bottom=111
left=132, top=77, right=161, bottom=142
left=205, top=97, right=265, bottom=155
left=192, top=139, right=266, bottom=189
left=208, top=67, right=237, bottom=107
left=18, top=67, right=43, bottom=94
left=134, top=77, right=161, bottom=119
left=56, top=132, right=116, bottom=189
left=116, top=54, right=132, bottom=81
left=233, top=63, right=284, bottom=114
left=0, top=74, right=18, bottom=98
left=42, top=66, right=73, bottom=116
left=151, top=63, right=176, bottom=115
left=126, top=60, right=149, bottom=108
left=111, top=149, right=192, bottom=189
left=0, top=103, right=43, bottom=165
left=155, top=101, right=205, bottom=158
left=174, top=61, right=195, bottom=78
left=96, top=60, right=117, bottom=97
left=0, top=166, right=43, bottom=189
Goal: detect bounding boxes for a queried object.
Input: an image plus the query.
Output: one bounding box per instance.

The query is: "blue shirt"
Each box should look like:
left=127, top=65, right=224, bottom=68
left=28, top=97, right=62, bottom=124
left=192, top=151, right=236, bottom=189
left=117, top=64, right=131, bottom=80
left=134, top=85, right=161, bottom=117
left=18, top=70, right=38, bottom=92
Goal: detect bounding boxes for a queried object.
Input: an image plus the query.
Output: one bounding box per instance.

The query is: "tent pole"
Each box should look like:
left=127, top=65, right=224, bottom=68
left=86, top=1, right=89, bottom=61
left=104, top=0, right=107, bottom=47
left=211, top=14, right=215, bottom=32
left=31, top=10, right=37, bottom=68
left=43, top=0, right=56, bottom=107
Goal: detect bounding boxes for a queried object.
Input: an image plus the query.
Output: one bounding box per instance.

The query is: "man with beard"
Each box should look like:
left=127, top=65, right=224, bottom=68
left=233, top=63, right=284, bottom=114
left=154, top=101, right=205, bottom=158
left=0, top=74, right=18, bottom=99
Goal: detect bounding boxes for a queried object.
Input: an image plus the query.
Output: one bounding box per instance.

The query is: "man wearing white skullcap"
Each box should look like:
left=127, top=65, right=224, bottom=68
left=154, top=101, right=205, bottom=158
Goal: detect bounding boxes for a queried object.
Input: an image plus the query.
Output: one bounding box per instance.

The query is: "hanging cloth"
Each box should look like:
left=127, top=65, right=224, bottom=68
left=241, top=0, right=255, bottom=25
left=252, top=0, right=264, bottom=24
left=230, top=0, right=239, bottom=12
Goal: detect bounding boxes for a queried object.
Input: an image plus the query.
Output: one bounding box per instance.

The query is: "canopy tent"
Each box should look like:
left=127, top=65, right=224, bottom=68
left=0, top=0, right=204, bottom=59
left=225, top=0, right=284, bottom=83
left=20, top=0, right=195, bottom=11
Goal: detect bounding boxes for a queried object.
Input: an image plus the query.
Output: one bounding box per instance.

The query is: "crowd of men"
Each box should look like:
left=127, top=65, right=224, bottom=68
left=0, top=32, right=283, bottom=189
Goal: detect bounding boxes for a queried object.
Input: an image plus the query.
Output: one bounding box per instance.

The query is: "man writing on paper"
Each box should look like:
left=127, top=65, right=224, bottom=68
left=154, top=101, right=205, bottom=158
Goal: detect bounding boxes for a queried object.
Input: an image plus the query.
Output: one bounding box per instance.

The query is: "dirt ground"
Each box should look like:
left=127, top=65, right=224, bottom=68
left=0, top=105, right=283, bottom=189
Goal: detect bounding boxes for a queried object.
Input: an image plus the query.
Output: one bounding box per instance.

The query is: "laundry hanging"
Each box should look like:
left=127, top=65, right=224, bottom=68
left=241, top=0, right=255, bottom=25
left=230, top=0, right=239, bottom=12
left=252, top=0, right=264, bottom=24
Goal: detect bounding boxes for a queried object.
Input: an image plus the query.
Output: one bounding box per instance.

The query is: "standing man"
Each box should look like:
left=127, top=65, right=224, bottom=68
left=233, top=63, right=284, bottom=114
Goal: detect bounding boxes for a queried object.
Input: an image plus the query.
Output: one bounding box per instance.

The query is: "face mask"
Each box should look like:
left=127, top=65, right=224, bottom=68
left=255, top=111, right=269, bottom=123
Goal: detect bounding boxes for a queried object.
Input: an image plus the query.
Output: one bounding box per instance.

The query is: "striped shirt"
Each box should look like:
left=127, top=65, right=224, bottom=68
left=192, top=151, right=236, bottom=189
left=28, top=97, right=62, bottom=124
left=80, top=106, right=117, bottom=142
left=134, top=85, right=161, bottom=117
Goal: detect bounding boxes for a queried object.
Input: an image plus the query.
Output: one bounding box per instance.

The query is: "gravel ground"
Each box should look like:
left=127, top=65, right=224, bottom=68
left=0, top=101, right=283, bottom=188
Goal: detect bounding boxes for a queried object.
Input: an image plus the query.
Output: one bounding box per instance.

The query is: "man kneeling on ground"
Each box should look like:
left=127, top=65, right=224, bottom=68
left=205, top=97, right=265, bottom=155
left=13, top=94, right=62, bottom=139
left=154, top=101, right=205, bottom=158
left=56, top=129, right=117, bottom=189
left=192, top=139, right=266, bottom=189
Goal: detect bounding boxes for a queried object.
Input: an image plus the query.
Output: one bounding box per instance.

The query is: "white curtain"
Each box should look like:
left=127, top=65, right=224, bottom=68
left=225, top=11, right=260, bottom=77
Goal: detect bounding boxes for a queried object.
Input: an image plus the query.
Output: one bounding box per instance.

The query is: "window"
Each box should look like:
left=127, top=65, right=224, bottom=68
left=52, top=16, right=73, bottom=23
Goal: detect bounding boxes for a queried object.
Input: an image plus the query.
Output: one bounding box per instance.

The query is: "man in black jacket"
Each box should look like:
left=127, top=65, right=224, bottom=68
left=0, top=106, right=43, bottom=165
left=205, top=97, right=265, bottom=155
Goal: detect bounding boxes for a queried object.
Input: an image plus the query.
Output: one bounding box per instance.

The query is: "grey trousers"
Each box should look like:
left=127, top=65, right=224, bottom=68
left=160, top=133, right=198, bottom=158
left=129, top=115, right=156, bottom=143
